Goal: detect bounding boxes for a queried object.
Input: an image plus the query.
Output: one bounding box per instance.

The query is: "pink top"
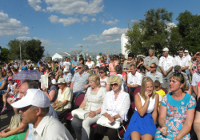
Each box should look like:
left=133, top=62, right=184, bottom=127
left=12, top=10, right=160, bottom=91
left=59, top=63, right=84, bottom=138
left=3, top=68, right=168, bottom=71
left=109, top=62, right=117, bottom=76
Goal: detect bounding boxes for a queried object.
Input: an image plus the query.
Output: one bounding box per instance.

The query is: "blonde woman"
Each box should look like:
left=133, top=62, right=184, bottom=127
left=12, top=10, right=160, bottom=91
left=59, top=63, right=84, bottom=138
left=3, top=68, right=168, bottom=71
left=124, top=77, right=159, bottom=140
left=72, top=74, right=106, bottom=140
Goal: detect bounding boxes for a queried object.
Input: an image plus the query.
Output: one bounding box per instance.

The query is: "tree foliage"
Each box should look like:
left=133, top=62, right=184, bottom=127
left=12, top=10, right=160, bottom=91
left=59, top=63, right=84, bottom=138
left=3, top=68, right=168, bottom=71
left=125, top=8, right=173, bottom=56
left=176, top=11, right=200, bottom=53
left=7, top=39, right=44, bottom=62
left=0, top=48, right=10, bottom=62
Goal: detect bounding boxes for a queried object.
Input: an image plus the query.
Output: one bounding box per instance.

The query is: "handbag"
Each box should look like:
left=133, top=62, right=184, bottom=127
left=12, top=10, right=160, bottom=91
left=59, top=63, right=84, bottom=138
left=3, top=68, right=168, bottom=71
left=71, top=108, right=90, bottom=120
left=96, top=115, right=122, bottom=129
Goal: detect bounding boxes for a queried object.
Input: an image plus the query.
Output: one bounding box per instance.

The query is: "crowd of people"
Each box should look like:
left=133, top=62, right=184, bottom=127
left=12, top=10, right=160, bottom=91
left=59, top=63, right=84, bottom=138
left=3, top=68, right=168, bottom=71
left=0, top=47, right=200, bottom=140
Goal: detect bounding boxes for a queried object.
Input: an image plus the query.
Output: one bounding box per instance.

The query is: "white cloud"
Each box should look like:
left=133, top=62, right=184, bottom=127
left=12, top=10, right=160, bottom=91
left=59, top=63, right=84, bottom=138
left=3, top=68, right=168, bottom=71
left=106, top=38, right=121, bottom=43
left=48, top=15, right=59, bottom=23
left=0, top=11, right=29, bottom=37
left=16, top=36, right=31, bottom=41
left=83, top=34, right=99, bottom=41
left=131, top=20, right=138, bottom=23
left=43, top=0, right=104, bottom=15
left=101, top=19, right=119, bottom=25
left=100, top=27, right=128, bottom=40
left=49, top=15, right=80, bottom=26
left=82, top=16, right=89, bottom=22
left=59, top=17, right=80, bottom=26
left=28, top=0, right=46, bottom=12
left=91, top=18, right=96, bottom=22
left=69, top=37, right=73, bottom=39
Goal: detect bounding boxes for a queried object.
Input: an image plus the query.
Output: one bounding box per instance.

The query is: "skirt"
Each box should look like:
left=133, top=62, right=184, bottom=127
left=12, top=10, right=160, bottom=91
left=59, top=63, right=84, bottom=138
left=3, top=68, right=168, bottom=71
left=124, top=111, right=156, bottom=140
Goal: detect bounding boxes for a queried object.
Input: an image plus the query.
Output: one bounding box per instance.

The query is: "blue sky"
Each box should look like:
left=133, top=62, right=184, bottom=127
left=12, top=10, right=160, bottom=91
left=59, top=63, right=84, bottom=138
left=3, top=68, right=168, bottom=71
left=0, top=0, right=200, bottom=56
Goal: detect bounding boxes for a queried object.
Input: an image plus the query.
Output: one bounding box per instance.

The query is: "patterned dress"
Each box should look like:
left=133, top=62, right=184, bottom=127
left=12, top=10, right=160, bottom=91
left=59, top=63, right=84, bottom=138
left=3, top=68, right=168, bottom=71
left=154, top=93, right=196, bottom=140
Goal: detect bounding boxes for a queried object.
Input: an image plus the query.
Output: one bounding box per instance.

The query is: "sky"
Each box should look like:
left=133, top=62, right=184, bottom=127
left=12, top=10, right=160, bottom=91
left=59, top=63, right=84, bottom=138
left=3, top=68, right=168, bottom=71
left=0, top=0, right=200, bottom=56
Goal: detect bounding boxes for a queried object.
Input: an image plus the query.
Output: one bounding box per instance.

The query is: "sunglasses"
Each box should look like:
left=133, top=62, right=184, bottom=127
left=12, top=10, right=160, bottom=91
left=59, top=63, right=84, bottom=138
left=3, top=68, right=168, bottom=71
left=78, top=67, right=82, bottom=69
left=150, top=66, right=156, bottom=68
left=20, top=105, right=32, bottom=112
left=99, top=72, right=104, bottom=74
left=110, top=83, right=118, bottom=87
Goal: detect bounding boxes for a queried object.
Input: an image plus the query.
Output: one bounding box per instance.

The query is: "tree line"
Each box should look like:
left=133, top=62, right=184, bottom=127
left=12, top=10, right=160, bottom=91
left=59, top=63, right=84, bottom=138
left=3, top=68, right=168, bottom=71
left=0, top=39, right=44, bottom=63
left=125, top=8, right=200, bottom=56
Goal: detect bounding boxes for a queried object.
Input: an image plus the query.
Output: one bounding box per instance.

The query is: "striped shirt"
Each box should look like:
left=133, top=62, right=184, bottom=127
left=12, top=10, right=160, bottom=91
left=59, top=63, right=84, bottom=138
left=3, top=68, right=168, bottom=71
left=72, top=72, right=90, bottom=92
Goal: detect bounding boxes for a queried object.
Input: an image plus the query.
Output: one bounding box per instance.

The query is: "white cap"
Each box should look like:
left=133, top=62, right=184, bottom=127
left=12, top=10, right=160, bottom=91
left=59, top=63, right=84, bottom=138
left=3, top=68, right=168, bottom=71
left=11, top=89, right=50, bottom=108
left=51, top=79, right=56, bottom=84
left=56, top=78, right=66, bottom=84
left=63, top=68, right=69, bottom=73
left=184, top=50, right=188, bottom=53
left=162, top=48, right=169, bottom=52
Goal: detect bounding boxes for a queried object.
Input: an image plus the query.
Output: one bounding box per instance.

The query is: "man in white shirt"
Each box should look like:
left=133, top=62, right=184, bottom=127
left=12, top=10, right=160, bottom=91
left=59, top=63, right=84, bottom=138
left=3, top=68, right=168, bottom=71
left=59, top=58, right=64, bottom=69
left=11, top=89, right=73, bottom=140
left=184, top=50, right=191, bottom=76
left=127, top=64, right=142, bottom=101
left=159, top=47, right=174, bottom=90
left=174, top=48, right=189, bottom=73
left=63, top=57, right=70, bottom=71
left=145, top=63, right=163, bottom=85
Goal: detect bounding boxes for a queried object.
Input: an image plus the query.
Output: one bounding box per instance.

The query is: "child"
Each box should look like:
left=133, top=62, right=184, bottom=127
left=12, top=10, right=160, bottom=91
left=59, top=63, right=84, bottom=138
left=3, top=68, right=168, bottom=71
left=154, top=80, right=165, bottom=106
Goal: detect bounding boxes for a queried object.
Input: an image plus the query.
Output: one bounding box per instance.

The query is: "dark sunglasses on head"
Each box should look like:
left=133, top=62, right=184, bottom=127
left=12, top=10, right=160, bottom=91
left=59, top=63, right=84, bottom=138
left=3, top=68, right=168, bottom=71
left=110, top=83, right=118, bottom=87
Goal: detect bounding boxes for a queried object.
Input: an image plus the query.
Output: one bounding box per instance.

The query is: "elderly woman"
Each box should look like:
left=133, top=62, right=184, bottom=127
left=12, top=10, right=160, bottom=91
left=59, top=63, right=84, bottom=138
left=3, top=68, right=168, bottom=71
left=124, top=77, right=159, bottom=140
left=72, top=74, right=106, bottom=140
left=154, top=72, right=196, bottom=140
left=94, top=75, right=130, bottom=140
left=52, top=78, right=72, bottom=118
left=99, top=67, right=110, bottom=91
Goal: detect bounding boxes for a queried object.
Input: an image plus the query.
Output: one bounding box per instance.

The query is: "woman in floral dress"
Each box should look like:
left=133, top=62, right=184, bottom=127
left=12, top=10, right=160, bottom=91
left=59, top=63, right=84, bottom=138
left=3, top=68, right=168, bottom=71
left=154, top=72, right=196, bottom=140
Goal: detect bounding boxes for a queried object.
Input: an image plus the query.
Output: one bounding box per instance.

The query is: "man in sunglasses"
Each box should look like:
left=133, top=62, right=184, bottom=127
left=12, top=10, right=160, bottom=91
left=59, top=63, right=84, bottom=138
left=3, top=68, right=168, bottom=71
left=11, top=89, right=73, bottom=140
left=145, top=63, right=163, bottom=85
left=70, top=63, right=90, bottom=98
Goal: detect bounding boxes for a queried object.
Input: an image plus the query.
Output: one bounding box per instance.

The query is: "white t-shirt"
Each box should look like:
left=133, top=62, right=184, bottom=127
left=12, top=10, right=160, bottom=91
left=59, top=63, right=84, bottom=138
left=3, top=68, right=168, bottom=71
left=63, top=61, right=70, bottom=70
left=86, top=61, right=94, bottom=69
left=7, top=82, right=17, bottom=94
left=100, top=77, right=109, bottom=87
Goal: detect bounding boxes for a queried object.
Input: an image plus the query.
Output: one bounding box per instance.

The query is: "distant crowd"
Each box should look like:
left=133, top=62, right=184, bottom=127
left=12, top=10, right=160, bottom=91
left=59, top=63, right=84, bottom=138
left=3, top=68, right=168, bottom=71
left=0, top=47, right=200, bottom=140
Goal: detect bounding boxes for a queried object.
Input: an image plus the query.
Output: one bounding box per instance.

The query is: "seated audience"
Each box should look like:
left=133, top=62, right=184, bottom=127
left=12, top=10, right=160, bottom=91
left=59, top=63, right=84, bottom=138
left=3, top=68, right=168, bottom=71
left=42, top=77, right=58, bottom=103
left=115, top=65, right=127, bottom=92
left=99, top=67, right=110, bottom=91
left=124, top=77, right=159, bottom=140
left=154, top=80, right=165, bottom=106
left=63, top=68, right=72, bottom=87
left=72, top=74, right=106, bottom=140
left=52, top=78, right=72, bottom=118
left=11, top=89, right=73, bottom=140
left=0, top=72, right=7, bottom=114
left=94, top=75, right=130, bottom=140
left=1, top=76, right=17, bottom=114
left=154, top=72, right=196, bottom=139
left=109, top=57, right=117, bottom=76
left=70, top=64, right=90, bottom=98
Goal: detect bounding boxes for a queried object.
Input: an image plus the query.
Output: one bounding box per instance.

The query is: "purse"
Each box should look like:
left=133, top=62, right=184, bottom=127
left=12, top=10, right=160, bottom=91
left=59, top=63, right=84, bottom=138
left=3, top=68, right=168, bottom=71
left=96, top=115, right=122, bottom=129
left=71, top=108, right=90, bottom=120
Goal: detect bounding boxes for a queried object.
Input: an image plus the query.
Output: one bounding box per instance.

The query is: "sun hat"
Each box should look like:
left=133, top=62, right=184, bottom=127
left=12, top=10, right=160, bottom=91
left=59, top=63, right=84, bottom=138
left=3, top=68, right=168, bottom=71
left=162, top=48, right=169, bottom=52
left=56, top=78, right=66, bottom=84
left=63, top=68, right=69, bottom=73
left=11, top=89, right=50, bottom=109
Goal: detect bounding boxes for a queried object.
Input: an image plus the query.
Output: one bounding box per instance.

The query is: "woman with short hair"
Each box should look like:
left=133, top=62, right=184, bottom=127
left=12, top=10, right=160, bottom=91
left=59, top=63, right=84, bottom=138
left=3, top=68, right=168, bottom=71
left=154, top=73, right=196, bottom=139
left=72, top=74, right=106, bottom=140
left=94, top=75, right=130, bottom=140
left=99, top=67, right=110, bottom=91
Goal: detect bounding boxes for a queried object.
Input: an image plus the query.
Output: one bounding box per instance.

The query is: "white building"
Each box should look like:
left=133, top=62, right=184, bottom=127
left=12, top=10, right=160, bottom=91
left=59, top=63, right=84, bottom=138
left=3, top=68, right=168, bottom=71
left=121, top=33, right=129, bottom=58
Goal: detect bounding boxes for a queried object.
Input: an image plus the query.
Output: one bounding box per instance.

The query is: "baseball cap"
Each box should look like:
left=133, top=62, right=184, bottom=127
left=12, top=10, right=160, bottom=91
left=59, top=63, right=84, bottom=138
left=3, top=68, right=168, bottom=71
left=162, top=48, right=169, bottom=52
left=8, top=76, right=13, bottom=81
left=11, top=89, right=50, bottom=109
left=184, top=50, right=188, bottom=53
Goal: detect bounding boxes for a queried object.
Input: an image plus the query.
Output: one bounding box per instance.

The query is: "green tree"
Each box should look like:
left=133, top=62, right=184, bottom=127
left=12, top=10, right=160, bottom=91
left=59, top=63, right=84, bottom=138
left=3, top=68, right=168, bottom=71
left=125, top=22, right=143, bottom=56
left=140, top=8, right=173, bottom=55
left=25, top=39, right=44, bottom=62
left=7, top=39, right=44, bottom=62
left=0, top=48, right=10, bottom=62
left=176, top=11, right=200, bottom=53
